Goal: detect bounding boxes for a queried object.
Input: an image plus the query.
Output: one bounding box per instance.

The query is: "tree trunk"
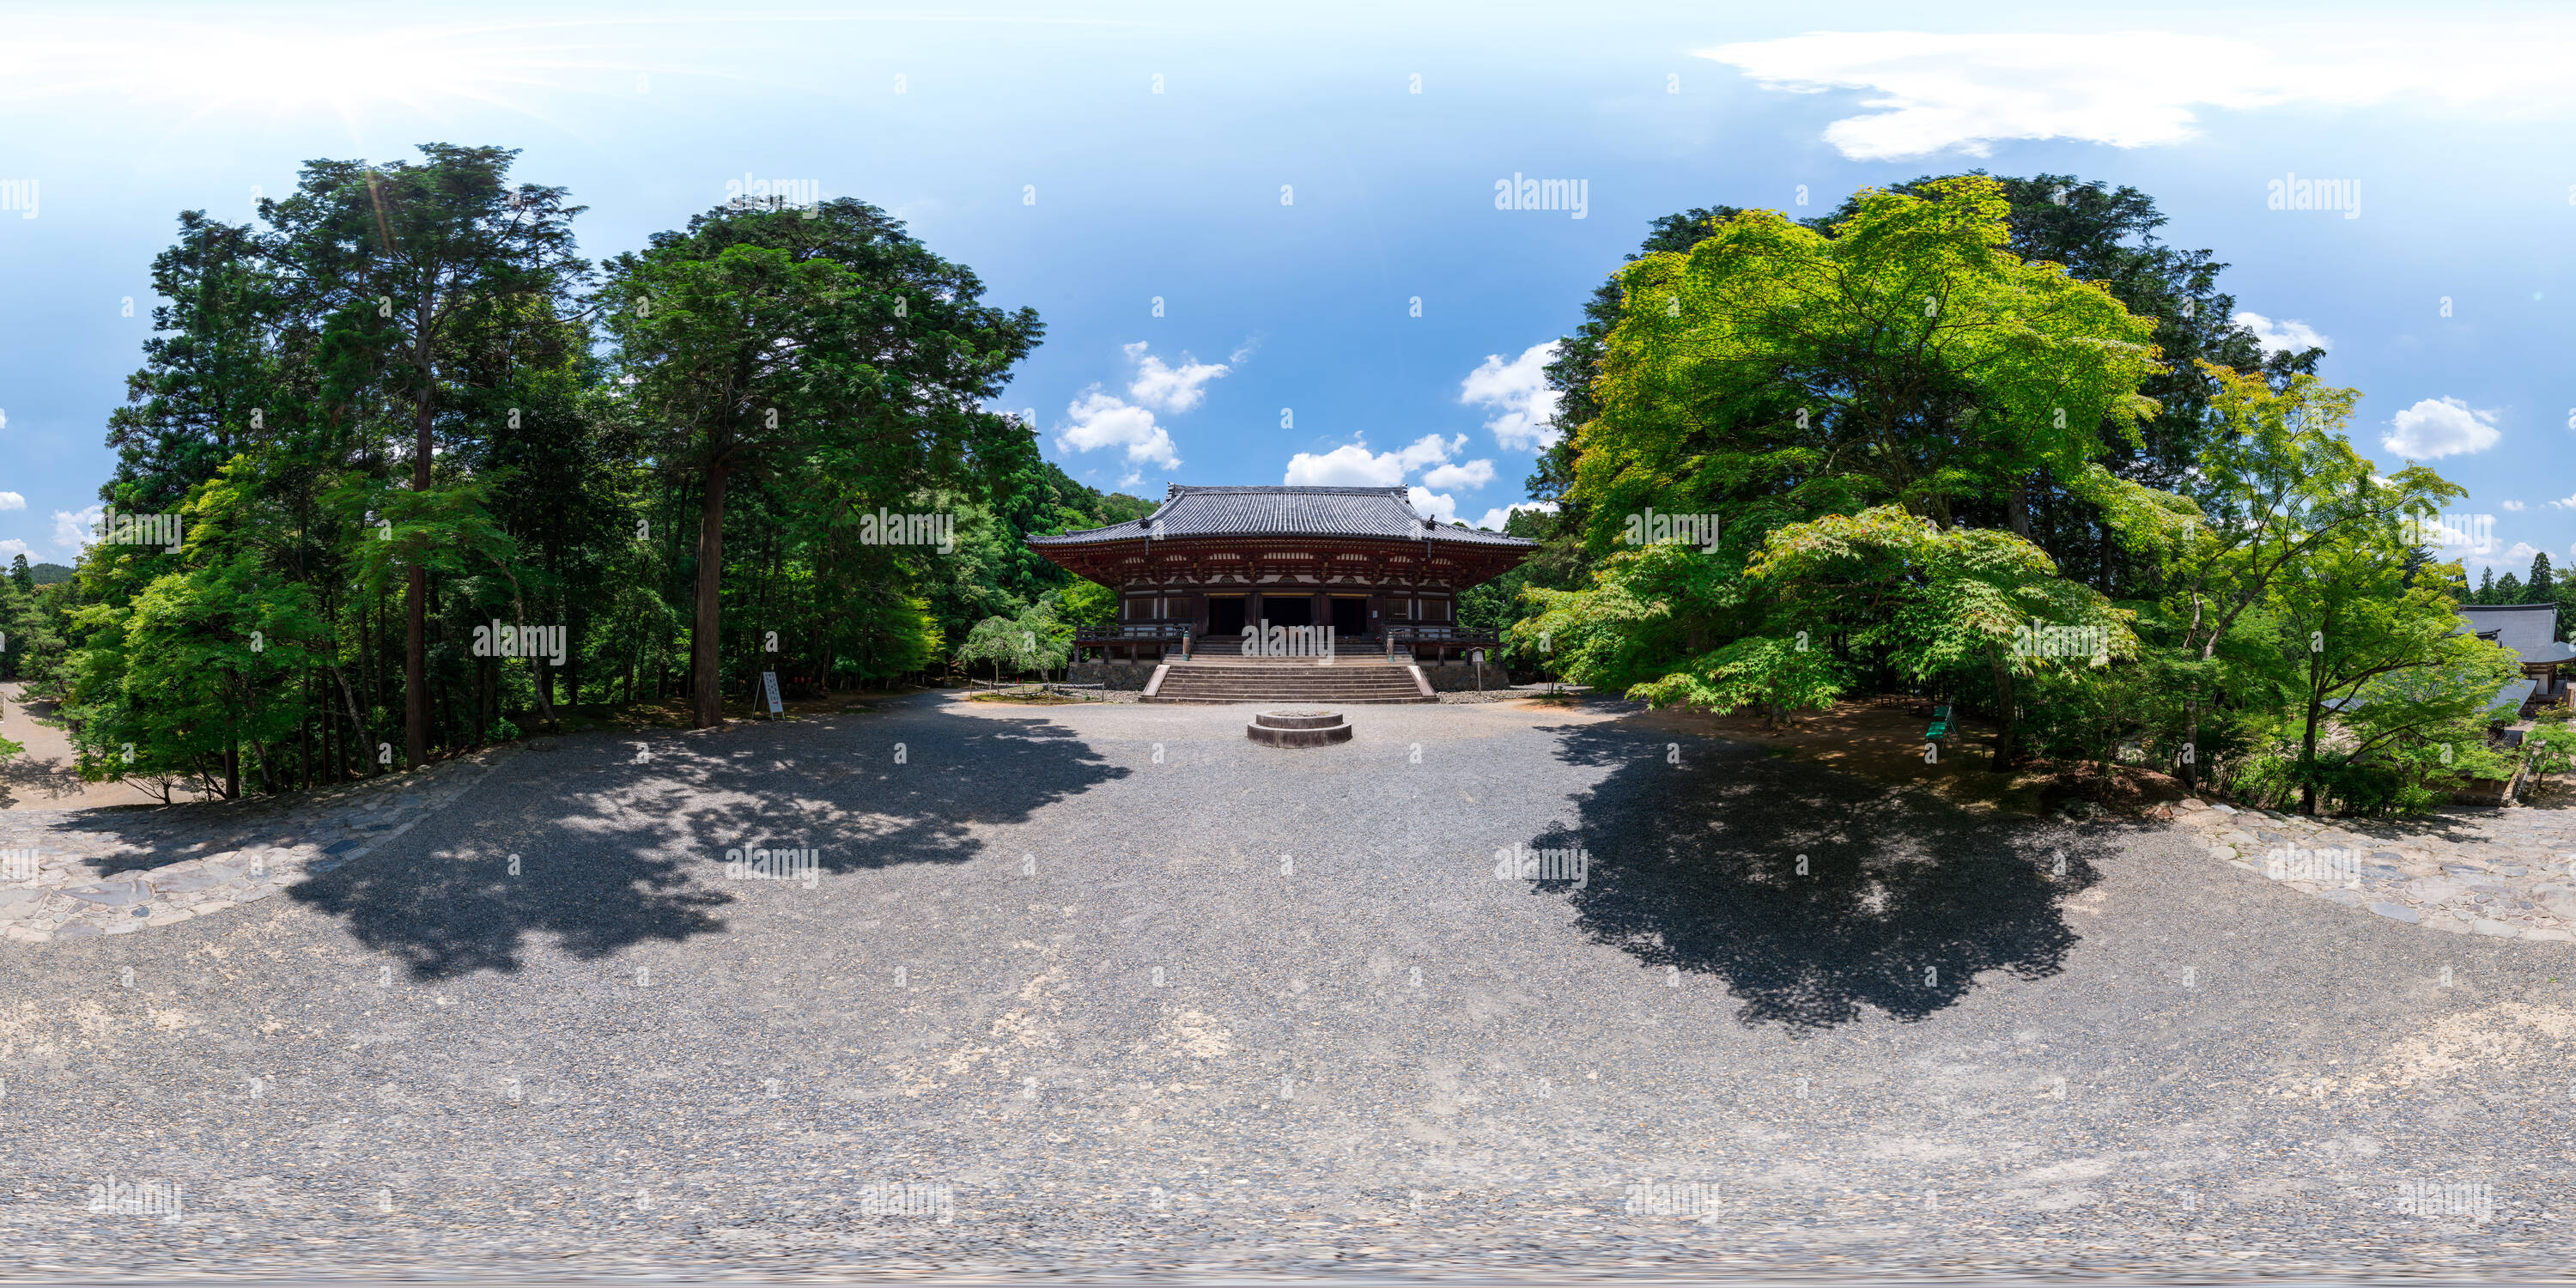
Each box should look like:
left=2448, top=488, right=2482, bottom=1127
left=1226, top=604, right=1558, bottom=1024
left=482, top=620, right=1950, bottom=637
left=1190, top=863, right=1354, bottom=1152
left=2300, top=653, right=2324, bottom=816
left=1987, top=647, right=2019, bottom=771
left=690, top=462, right=730, bottom=728
left=405, top=396, right=431, bottom=770
left=2181, top=698, right=2201, bottom=793
left=223, top=739, right=240, bottom=800
left=2008, top=476, right=2031, bottom=540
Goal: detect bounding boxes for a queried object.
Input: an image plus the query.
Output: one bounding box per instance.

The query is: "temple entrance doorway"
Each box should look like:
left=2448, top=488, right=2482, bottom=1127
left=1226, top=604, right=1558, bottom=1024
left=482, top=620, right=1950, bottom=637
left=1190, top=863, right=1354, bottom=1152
left=1207, top=595, right=1246, bottom=635
left=1260, top=595, right=1315, bottom=629
left=1330, top=596, right=1368, bottom=636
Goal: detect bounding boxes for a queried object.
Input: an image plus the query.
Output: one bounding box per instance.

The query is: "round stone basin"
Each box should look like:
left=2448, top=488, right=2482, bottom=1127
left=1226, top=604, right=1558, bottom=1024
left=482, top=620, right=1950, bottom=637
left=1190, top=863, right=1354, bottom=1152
left=1248, top=709, right=1352, bottom=746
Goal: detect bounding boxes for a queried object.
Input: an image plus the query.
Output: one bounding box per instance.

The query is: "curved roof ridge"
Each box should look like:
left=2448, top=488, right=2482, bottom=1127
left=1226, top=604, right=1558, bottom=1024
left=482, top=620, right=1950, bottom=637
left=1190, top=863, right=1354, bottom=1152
left=1029, top=482, right=1535, bottom=548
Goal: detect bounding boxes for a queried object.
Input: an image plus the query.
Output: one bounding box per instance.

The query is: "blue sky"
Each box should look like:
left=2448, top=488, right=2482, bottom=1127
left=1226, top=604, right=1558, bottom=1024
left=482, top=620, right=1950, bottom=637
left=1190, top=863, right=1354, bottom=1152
left=3, top=1, right=2573, bottom=577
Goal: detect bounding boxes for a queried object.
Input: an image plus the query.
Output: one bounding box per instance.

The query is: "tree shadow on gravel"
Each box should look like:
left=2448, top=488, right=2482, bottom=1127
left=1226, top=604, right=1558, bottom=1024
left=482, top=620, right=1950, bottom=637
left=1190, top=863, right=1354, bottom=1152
left=1536, top=720, right=2100, bottom=1033
left=292, top=699, right=1127, bottom=980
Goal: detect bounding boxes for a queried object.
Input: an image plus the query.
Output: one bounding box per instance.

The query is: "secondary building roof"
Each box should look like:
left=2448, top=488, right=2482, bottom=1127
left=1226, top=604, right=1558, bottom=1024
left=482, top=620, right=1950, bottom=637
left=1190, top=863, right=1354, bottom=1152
left=2458, top=603, right=2576, bottom=665
left=1028, top=485, right=1538, bottom=550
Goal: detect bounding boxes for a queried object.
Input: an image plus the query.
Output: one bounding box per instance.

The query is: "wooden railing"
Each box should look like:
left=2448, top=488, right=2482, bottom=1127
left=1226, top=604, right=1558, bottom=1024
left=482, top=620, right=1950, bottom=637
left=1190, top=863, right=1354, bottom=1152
left=1383, top=625, right=1503, bottom=663
left=1073, top=621, right=1192, bottom=660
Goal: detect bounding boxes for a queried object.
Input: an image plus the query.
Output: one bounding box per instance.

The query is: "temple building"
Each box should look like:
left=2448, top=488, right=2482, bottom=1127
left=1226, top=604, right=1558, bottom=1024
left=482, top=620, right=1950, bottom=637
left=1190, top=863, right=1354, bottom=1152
left=1028, top=484, right=1538, bottom=696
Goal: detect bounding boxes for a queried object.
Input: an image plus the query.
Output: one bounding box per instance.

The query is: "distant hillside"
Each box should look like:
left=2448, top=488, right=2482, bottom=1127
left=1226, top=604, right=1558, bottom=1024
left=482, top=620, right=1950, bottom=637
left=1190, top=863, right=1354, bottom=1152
left=27, top=562, right=72, bottom=585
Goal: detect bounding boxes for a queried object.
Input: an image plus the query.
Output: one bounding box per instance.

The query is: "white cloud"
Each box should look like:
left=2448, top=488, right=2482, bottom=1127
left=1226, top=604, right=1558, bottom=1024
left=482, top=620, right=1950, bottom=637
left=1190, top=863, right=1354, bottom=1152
left=0, top=490, right=25, bottom=511
left=1123, top=341, right=1231, bottom=413
left=1407, top=486, right=1461, bottom=525
left=1283, top=434, right=1465, bottom=488
left=2233, top=311, right=2330, bottom=356
left=2472, top=541, right=2548, bottom=580
left=1048, top=342, right=1239, bottom=477
left=2552, top=493, right=2576, bottom=510
left=1056, top=390, right=1181, bottom=471
left=1460, top=341, right=1562, bottom=452
left=1698, top=28, right=2576, bottom=161
left=1420, top=459, right=1498, bottom=491
left=1474, top=500, right=1559, bottom=532
left=54, top=505, right=102, bottom=552
left=2503, top=500, right=2526, bottom=512
left=2384, top=397, right=2500, bottom=459
left=0, top=538, right=30, bottom=560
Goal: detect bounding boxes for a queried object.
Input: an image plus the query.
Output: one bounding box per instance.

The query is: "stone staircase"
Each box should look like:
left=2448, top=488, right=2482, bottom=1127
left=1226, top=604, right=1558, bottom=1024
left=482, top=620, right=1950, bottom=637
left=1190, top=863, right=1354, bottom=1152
left=1144, top=656, right=1434, bottom=704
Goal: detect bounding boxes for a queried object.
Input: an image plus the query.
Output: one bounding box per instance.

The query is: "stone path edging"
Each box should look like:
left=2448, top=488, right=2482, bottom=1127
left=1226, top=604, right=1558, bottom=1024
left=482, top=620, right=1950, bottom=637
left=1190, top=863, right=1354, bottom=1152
left=0, top=749, right=511, bottom=945
left=2163, top=796, right=2576, bottom=942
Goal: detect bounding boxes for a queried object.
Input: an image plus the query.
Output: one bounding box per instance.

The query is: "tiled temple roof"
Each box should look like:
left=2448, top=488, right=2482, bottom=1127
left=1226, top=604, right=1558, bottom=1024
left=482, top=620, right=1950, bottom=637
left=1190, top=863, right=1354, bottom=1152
left=1027, top=485, right=1537, bottom=549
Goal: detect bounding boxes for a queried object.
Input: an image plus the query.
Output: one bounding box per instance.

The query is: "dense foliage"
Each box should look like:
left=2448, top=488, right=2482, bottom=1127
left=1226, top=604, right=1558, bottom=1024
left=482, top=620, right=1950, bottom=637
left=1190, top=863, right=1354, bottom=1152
left=1513, top=175, right=2541, bottom=815
left=15, top=145, right=1142, bottom=799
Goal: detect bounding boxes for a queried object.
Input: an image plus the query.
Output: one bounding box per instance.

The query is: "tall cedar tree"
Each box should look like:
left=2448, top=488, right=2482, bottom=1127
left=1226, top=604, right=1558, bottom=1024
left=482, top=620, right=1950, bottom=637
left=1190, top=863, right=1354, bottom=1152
left=603, top=197, right=1042, bottom=727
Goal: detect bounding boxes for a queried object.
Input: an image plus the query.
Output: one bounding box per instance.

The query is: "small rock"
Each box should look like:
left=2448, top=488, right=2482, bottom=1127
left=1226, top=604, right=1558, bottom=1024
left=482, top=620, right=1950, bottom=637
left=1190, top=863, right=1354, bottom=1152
left=2370, top=902, right=2420, bottom=924
left=2472, top=919, right=2519, bottom=937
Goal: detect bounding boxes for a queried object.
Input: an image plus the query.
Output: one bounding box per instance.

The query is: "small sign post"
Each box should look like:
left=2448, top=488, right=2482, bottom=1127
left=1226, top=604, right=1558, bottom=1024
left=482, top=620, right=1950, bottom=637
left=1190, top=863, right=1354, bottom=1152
left=762, top=671, right=783, bottom=718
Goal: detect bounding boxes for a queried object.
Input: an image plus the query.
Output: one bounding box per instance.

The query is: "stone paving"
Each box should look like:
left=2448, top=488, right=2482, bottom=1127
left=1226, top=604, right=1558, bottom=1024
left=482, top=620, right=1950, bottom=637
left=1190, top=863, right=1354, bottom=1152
left=2170, top=796, right=2576, bottom=940
left=9, top=720, right=2576, bottom=955
left=0, top=751, right=506, bottom=944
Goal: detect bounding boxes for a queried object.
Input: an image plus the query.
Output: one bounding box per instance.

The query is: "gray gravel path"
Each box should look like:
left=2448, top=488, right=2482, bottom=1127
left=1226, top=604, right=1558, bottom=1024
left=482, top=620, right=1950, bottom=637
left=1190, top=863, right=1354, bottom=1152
left=2, top=692, right=2572, bottom=1281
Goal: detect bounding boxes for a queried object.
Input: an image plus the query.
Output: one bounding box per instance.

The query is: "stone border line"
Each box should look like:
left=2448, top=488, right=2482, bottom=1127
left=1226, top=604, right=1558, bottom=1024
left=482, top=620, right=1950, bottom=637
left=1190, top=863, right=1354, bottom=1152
left=2170, top=798, right=2576, bottom=940
left=0, top=749, right=510, bottom=945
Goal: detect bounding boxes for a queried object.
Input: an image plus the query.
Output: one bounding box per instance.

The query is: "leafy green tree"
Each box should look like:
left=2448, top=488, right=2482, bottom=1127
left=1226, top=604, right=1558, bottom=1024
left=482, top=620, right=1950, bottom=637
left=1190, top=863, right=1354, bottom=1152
left=2160, top=363, right=2457, bottom=790
left=2268, top=532, right=2517, bottom=815
left=1530, top=179, right=2185, bottom=765
left=954, top=605, right=1066, bottom=686
left=1577, top=177, right=2184, bottom=544
left=260, top=143, right=586, bottom=765
left=1749, top=507, right=2130, bottom=767
left=603, top=197, right=1041, bottom=726
left=2525, top=551, right=2555, bottom=603
left=2524, top=718, right=2576, bottom=795
left=67, top=468, right=332, bottom=798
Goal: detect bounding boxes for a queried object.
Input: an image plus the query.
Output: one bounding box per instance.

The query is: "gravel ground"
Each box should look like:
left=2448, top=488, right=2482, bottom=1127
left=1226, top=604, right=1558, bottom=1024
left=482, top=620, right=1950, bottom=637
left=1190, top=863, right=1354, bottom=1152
left=2, top=691, right=2572, bottom=1281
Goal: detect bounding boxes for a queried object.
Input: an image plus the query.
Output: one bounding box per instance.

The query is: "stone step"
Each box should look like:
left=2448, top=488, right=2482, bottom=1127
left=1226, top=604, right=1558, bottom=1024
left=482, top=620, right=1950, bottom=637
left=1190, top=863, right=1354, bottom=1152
left=1155, top=678, right=1423, bottom=691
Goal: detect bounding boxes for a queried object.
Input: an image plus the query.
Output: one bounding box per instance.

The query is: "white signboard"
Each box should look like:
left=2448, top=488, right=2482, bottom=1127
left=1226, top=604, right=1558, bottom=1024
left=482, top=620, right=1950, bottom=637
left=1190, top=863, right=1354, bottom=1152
left=762, top=671, right=783, bottom=716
